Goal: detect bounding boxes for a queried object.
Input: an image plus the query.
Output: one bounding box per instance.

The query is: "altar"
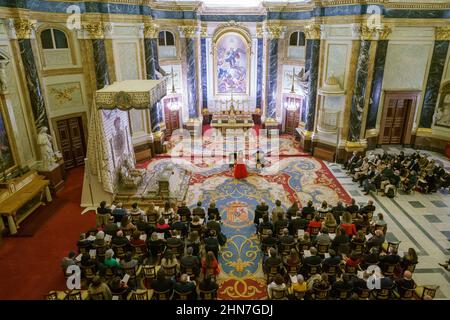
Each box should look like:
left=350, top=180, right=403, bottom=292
left=210, top=105, right=254, bottom=134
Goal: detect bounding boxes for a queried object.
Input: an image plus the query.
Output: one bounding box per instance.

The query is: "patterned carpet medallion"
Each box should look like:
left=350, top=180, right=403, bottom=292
left=146, top=156, right=350, bottom=299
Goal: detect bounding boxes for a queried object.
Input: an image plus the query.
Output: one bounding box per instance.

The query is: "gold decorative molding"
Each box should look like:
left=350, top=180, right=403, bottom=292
left=304, top=24, right=321, bottom=40
left=345, top=140, right=367, bottom=151
left=143, top=22, right=159, bottom=38
left=50, top=86, right=78, bottom=103
left=266, top=24, right=285, bottom=39
left=376, top=26, right=392, bottom=40
left=212, top=21, right=252, bottom=45
left=416, top=127, right=433, bottom=136
left=435, top=27, right=450, bottom=40
left=200, top=26, right=207, bottom=38
left=179, top=25, right=199, bottom=38
left=365, top=128, right=379, bottom=138
left=256, top=25, right=264, bottom=38
left=84, top=22, right=105, bottom=39
left=13, top=19, right=35, bottom=39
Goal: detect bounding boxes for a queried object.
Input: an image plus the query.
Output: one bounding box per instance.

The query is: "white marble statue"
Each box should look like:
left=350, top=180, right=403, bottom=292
left=37, top=126, right=56, bottom=170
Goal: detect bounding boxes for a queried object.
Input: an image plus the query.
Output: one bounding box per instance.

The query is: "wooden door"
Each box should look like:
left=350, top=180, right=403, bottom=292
left=284, top=108, right=300, bottom=135
left=379, top=92, right=417, bottom=145
left=56, top=117, right=86, bottom=169
left=164, top=104, right=180, bottom=137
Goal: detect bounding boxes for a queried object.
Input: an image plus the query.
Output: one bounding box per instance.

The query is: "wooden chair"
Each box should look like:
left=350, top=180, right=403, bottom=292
left=285, top=263, right=301, bottom=276
left=78, top=246, right=90, bottom=256
left=336, top=288, right=352, bottom=300
left=351, top=240, right=365, bottom=255
left=383, top=241, right=401, bottom=254
left=258, top=227, right=272, bottom=241
left=310, top=227, right=321, bottom=237
left=44, top=291, right=59, bottom=300
left=104, top=266, right=116, bottom=280
left=111, top=243, right=128, bottom=260
left=356, top=287, right=370, bottom=300
left=322, top=264, right=338, bottom=277
left=162, top=265, right=177, bottom=278
left=174, top=289, right=191, bottom=300
left=123, top=229, right=134, bottom=237
left=399, top=285, right=416, bottom=300
left=131, top=244, right=148, bottom=262
left=306, top=263, right=321, bottom=277
left=265, top=264, right=282, bottom=282
left=406, top=263, right=417, bottom=274
left=269, top=287, right=288, bottom=300
left=64, top=290, right=83, bottom=300
left=372, top=285, right=394, bottom=300
left=313, top=286, right=330, bottom=300
left=80, top=265, right=97, bottom=281
left=344, top=264, right=358, bottom=275
left=124, top=265, right=142, bottom=281
left=153, top=288, right=172, bottom=300
left=327, top=225, right=336, bottom=234
left=317, top=244, right=330, bottom=256
left=280, top=242, right=296, bottom=256
left=293, top=290, right=306, bottom=300
left=92, top=244, right=108, bottom=262
left=167, top=242, right=184, bottom=259
left=89, top=292, right=106, bottom=300
left=129, top=289, right=148, bottom=300
left=199, top=289, right=217, bottom=300
left=142, top=265, right=157, bottom=288
left=415, top=285, right=439, bottom=300
left=382, top=262, right=398, bottom=277
left=183, top=266, right=197, bottom=280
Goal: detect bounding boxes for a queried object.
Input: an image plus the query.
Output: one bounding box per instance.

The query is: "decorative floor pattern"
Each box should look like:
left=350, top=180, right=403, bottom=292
left=147, top=156, right=350, bottom=299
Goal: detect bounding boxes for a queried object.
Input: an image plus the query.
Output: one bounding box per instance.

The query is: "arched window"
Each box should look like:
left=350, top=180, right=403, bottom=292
left=289, top=31, right=305, bottom=47
left=287, top=31, right=305, bottom=60
left=158, top=30, right=176, bottom=59
left=158, top=30, right=175, bottom=46
left=41, top=28, right=69, bottom=49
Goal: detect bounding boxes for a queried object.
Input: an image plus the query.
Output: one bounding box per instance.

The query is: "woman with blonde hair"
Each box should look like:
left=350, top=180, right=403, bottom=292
left=318, top=201, right=330, bottom=218
left=323, top=212, right=337, bottom=229
left=160, top=201, right=174, bottom=222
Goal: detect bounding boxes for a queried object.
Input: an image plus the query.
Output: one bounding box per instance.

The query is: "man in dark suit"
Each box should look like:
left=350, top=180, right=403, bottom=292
left=331, top=201, right=345, bottom=225
left=136, top=215, right=154, bottom=235
left=344, top=151, right=358, bottom=170
left=331, top=228, right=350, bottom=254
left=366, top=230, right=385, bottom=251
left=254, top=201, right=269, bottom=225
left=204, top=230, right=220, bottom=259
left=111, top=230, right=130, bottom=247
left=379, top=247, right=401, bottom=272
left=258, top=214, right=273, bottom=235
left=263, top=248, right=282, bottom=274
left=279, top=228, right=295, bottom=246
left=395, top=271, right=416, bottom=297
left=360, top=200, right=376, bottom=214
left=261, top=230, right=279, bottom=253
left=104, top=218, right=119, bottom=236
left=171, top=214, right=188, bottom=237
left=346, top=199, right=359, bottom=215
left=177, top=201, right=191, bottom=222
left=192, top=201, right=206, bottom=219
left=174, top=274, right=197, bottom=299
left=274, top=212, right=289, bottom=236
left=206, top=214, right=221, bottom=235
left=301, top=200, right=315, bottom=219
left=166, top=230, right=184, bottom=249
left=289, top=212, right=308, bottom=236
left=96, top=201, right=112, bottom=228
left=303, top=247, right=322, bottom=266
left=180, top=246, right=200, bottom=276
left=111, top=203, right=127, bottom=223
left=322, top=249, right=341, bottom=268
left=151, top=269, right=173, bottom=295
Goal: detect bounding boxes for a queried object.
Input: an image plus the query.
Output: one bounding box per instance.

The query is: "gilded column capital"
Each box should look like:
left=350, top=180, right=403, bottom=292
left=179, top=25, right=199, bottom=38
left=435, top=27, right=450, bottom=40
left=265, top=24, right=286, bottom=39
left=304, top=24, right=321, bottom=40
left=200, top=26, right=208, bottom=38
left=144, top=22, right=160, bottom=39
left=256, top=24, right=264, bottom=38
left=360, top=25, right=377, bottom=40
left=83, top=22, right=105, bottom=39
left=13, top=19, right=36, bottom=39
left=376, top=26, right=391, bottom=40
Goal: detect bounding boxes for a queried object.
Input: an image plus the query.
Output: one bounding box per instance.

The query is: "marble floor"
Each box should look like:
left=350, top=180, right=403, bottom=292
left=325, top=146, right=450, bottom=299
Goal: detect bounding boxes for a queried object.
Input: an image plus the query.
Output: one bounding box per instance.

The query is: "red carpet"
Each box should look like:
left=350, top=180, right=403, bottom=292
left=0, top=166, right=95, bottom=300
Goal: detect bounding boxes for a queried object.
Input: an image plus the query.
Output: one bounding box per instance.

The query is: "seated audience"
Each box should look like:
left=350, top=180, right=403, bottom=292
left=88, top=276, right=112, bottom=300
left=267, top=274, right=288, bottom=299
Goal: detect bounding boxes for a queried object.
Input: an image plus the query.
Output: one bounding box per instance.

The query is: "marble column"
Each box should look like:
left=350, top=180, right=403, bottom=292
left=256, top=36, right=264, bottom=109
left=143, top=22, right=163, bottom=129
left=14, top=19, right=49, bottom=129
left=201, top=36, right=208, bottom=110
left=266, top=30, right=279, bottom=119
left=180, top=26, right=199, bottom=119
left=304, top=25, right=321, bottom=132
left=419, top=30, right=449, bottom=128
left=366, top=40, right=388, bottom=130
left=348, top=39, right=371, bottom=141
left=85, top=22, right=110, bottom=90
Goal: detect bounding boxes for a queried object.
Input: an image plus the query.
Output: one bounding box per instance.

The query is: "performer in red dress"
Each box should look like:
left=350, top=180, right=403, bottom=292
left=234, top=151, right=248, bottom=179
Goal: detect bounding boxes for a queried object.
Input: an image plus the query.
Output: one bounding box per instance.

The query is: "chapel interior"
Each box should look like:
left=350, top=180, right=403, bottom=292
left=0, top=0, right=449, bottom=301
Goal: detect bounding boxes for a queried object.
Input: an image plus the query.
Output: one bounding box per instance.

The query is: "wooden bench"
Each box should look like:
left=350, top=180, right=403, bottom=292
left=313, top=147, right=335, bottom=162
